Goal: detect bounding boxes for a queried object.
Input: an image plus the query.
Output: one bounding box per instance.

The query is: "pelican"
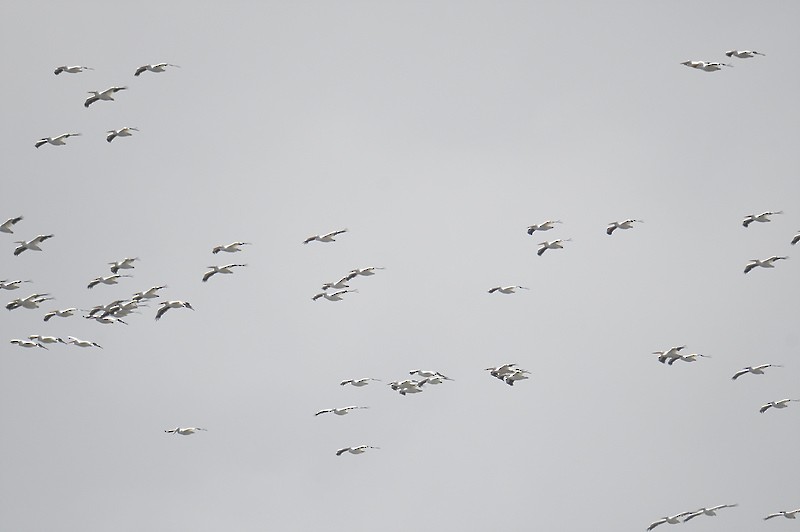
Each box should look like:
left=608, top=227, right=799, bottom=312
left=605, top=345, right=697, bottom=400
left=0, top=216, right=23, bottom=233
left=13, top=234, right=54, bottom=256
left=336, top=445, right=379, bottom=456
left=667, top=353, right=711, bottom=365
left=85, top=315, right=128, bottom=325
left=165, top=427, right=206, bottom=435
left=322, top=272, right=357, bottom=291
left=54, top=65, right=93, bottom=75
left=503, top=369, right=531, bottom=386
left=409, top=370, right=453, bottom=381
left=732, top=364, right=782, bottom=380
left=744, top=256, right=788, bottom=274
left=765, top=509, right=800, bottom=520
left=135, top=63, right=180, bottom=76
left=681, top=60, right=732, bottom=71
left=43, top=308, right=77, bottom=321
left=109, top=257, right=138, bottom=274
left=6, top=293, right=54, bottom=310
left=653, top=346, right=687, bottom=364
left=683, top=504, right=738, bottom=522
left=65, top=336, right=102, bottom=348
left=725, top=50, right=765, bottom=58
left=485, top=363, right=519, bottom=378
left=791, top=232, right=800, bottom=245
left=88, top=274, right=132, bottom=289
left=760, top=399, right=799, bottom=413
left=527, top=220, right=562, bottom=234
left=340, top=378, right=381, bottom=387
left=86, top=300, right=127, bottom=317
left=312, top=289, right=357, bottom=302
left=743, top=211, right=783, bottom=227
left=537, top=239, right=571, bottom=256
left=202, top=264, right=247, bottom=282
left=155, top=300, right=193, bottom=321
left=303, top=229, right=348, bottom=244
left=647, top=512, right=693, bottom=530
left=10, top=339, right=47, bottom=349
left=607, top=219, right=643, bottom=235
left=389, top=379, right=428, bottom=395
left=84, top=86, right=127, bottom=108
left=315, top=406, right=369, bottom=416
left=349, top=266, right=385, bottom=276
left=106, top=127, right=139, bottom=143
left=488, top=285, right=529, bottom=294
left=132, top=285, right=167, bottom=301
left=0, top=279, right=31, bottom=290
left=212, top=241, right=251, bottom=254
left=28, top=335, right=65, bottom=344
left=35, top=133, right=81, bottom=148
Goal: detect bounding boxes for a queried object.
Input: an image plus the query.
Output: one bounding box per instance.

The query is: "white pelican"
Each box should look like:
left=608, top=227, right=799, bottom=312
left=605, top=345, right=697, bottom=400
left=503, top=369, right=531, bottom=386
left=537, top=239, right=571, bottom=256
left=743, top=211, right=783, bottom=227
left=85, top=315, right=128, bottom=325
left=732, top=364, right=782, bottom=380
left=527, top=220, right=562, bottom=234
left=65, top=336, right=102, bottom=348
left=106, top=127, right=139, bottom=143
left=43, top=307, right=77, bottom=321
left=336, top=445, right=379, bottom=456
left=54, top=65, right=93, bottom=75
left=744, top=256, right=788, bottom=274
left=132, top=285, right=167, bottom=301
left=86, top=299, right=127, bottom=317
left=409, top=370, right=453, bottom=381
left=488, top=285, right=529, bottom=294
left=760, top=399, right=798, bottom=413
left=315, top=406, right=369, bottom=416
left=109, top=257, right=138, bottom=274
left=312, top=289, right=357, bottom=302
left=765, top=509, right=800, bottom=520
left=155, top=300, right=194, bottom=320
left=84, top=86, right=127, bottom=108
left=135, top=63, right=180, bottom=76
left=667, top=353, right=711, bottom=365
left=485, top=363, right=521, bottom=379
left=0, top=279, right=31, bottom=290
left=35, top=133, right=81, bottom=148
left=606, top=219, right=643, bottom=235
left=725, top=50, right=765, bottom=58
left=0, top=216, right=23, bottom=233
left=303, top=229, right=348, bottom=244
left=389, top=379, right=428, bottom=395
left=349, top=266, right=385, bottom=276
left=6, top=293, right=53, bottom=310
left=683, top=504, right=738, bottom=522
left=647, top=512, right=693, bottom=530
left=322, top=272, right=357, bottom=291
left=202, top=264, right=247, bottom=282
left=652, top=346, right=687, bottom=364
left=88, top=274, right=132, bottom=289
left=28, top=335, right=65, bottom=344
left=340, top=378, right=381, bottom=387
left=10, top=339, right=47, bottom=349
left=165, top=427, right=206, bottom=435
left=681, top=60, right=732, bottom=72
left=13, top=234, right=54, bottom=256
left=212, top=241, right=251, bottom=254
left=791, top=232, right=800, bottom=246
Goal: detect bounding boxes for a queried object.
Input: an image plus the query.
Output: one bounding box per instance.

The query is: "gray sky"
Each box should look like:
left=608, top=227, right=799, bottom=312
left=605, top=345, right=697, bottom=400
left=2, top=1, right=799, bottom=530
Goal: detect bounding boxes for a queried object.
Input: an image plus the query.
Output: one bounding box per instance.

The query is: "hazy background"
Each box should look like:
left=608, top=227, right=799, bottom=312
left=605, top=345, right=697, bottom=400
left=1, top=1, right=799, bottom=530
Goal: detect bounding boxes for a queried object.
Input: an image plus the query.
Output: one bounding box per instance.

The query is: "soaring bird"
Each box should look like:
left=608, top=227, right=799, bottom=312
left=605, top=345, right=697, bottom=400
left=743, top=211, right=783, bottom=227
left=537, top=239, right=571, bottom=256
left=349, top=266, right=385, bottom=277
left=28, top=335, right=65, bottom=345
left=43, top=308, right=77, bottom=321
left=744, top=256, right=788, bottom=274
left=85, top=315, right=128, bottom=325
left=303, top=229, right=348, bottom=244
left=764, top=509, right=800, bottom=520
left=212, top=241, right=251, bottom=254
left=791, top=232, right=800, bottom=246
left=647, top=512, right=693, bottom=530
left=485, top=363, right=520, bottom=378
left=336, top=445, right=379, bottom=456
left=322, top=272, right=357, bottom=291
left=13, top=235, right=54, bottom=256
left=681, top=60, right=732, bottom=72
left=54, top=65, right=93, bottom=75
left=389, top=379, right=428, bottom=395
left=606, top=219, right=643, bottom=235
left=502, top=368, right=531, bottom=386
left=87, top=274, right=132, bottom=289
left=409, top=370, right=453, bottom=381
left=65, top=336, right=102, bottom=348
left=106, top=127, right=139, bottom=143
left=315, top=406, right=369, bottom=416
left=683, top=504, right=738, bottom=522
left=135, top=63, right=180, bottom=76
left=202, top=264, right=247, bottom=282
left=340, top=378, right=381, bottom=387
left=760, top=399, right=798, bottom=413
left=312, top=289, right=357, bottom=302
left=84, top=86, right=127, bottom=108
left=155, top=300, right=194, bottom=320
left=109, top=257, right=138, bottom=274
left=35, top=133, right=81, bottom=148
left=666, top=353, right=711, bottom=365
left=1, top=216, right=24, bottom=233
left=732, top=364, right=782, bottom=380
left=10, top=339, right=47, bottom=349
left=6, top=293, right=53, bottom=310
left=725, top=50, right=765, bottom=58
left=488, top=285, right=529, bottom=294
left=0, top=279, right=31, bottom=290
left=132, top=285, right=167, bottom=301
left=165, top=427, right=206, bottom=435
left=526, top=220, right=562, bottom=234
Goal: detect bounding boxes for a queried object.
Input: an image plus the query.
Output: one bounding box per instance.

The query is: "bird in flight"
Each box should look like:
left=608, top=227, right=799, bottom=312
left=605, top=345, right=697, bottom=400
left=606, top=219, right=643, bottom=235
left=731, top=364, right=782, bottom=380
left=760, top=399, right=798, bottom=413
left=202, top=264, right=247, bottom=282
left=315, top=406, right=369, bottom=416
left=54, top=65, right=93, bottom=75
left=335, top=445, right=379, bottom=456
left=744, top=256, right=788, bottom=274
left=303, top=229, right=348, bottom=244
left=743, top=211, right=783, bottom=227
left=165, top=427, right=206, bottom=435
left=0, top=216, right=23, bottom=233
left=84, top=86, right=127, bottom=108
left=135, top=63, right=180, bottom=76
left=35, top=133, right=81, bottom=148
left=683, top=504, right=738, bottom=522
left=13, top=235, right=55, bottom=256
left=106, top=127, right=139, bottom=143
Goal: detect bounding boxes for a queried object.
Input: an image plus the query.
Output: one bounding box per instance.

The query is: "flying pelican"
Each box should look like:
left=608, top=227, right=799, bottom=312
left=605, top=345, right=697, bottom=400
left=312, top=289, right=357, bottom=302
left=744, top=256, right=788, bottom=274
left=109, top=257, right=138, bottom=274
left=6, top=293, right=53, bottom=310
left=340, top=378, right=381, bottom=387
left=389, top=379, right=428, bottom=395
left=336, top=445, right=379, bottom=456
left=527, top=220, right=562, bottom=234
left=409, top=370, right=453, bottom=381
left=681, top=60, right=732, bottom=72
left=667, top=353, right=711, bottom=365
left=43, top=308, right=77, bottom=321
left=132, top=285, right=167, bottom=301
left=791, top=232, right=800, bottom=245
left=485, top=363, right=519, bottom=378
left=683, top=504, right=738, bottom=522
left=87, top=274, right=132, bottom=289
left=65, top=336, right=102, bottom=348
left=84, top=86, right=127, bottom=108
left=85, top=315, right=128, bottom=325
left=212, top=241, right=251, bottom=254
left=760, top=399, right=799, bottom=413
left=743, top=211, right=783, bottom=227
left=764, top=509, right=800, bottom=520
left=537, top=239, right=571, bottom=256
left=35, top=133, right=81, bottom=148
left=349, top=267, right=385, bottom=276
left=202, top=264, right=247, bottom=282
left=647, top=512, right=693, bottom=530
left=155, top=300, right=194, bottom=321
left=607, top=219, right=643, bottom=235
left=322, top=272, right=357, bottom=291
left=488, top=286, right=529, bottom=294
left=13, top=234, right=54, bottom=256
left=54, top=65, right=93, bottom=75
left=732, top=364, right=782, bottom=380
left=725, top=50, right=765, bottom=58
left=652, top=345, right=686, bottom=364
left=165, top=427, right=206, bottom=435
left=303, top=229, right=348, bottom=244
left=0, top=216, right=23, bottom=233
left=315, top=406, right=369, bottom=416
left=10, top=339, right=47, bottom=349
left=86, top=300, right=127, bottom=317
left=503, top=369, right=531, bottom=386
left=135, top=63, right=180, bottom=76
left=28, top=335, right=65, bottom=344
left=0, top=279, right=31, bottom=290
left=106, top=127, right=139, bottom=143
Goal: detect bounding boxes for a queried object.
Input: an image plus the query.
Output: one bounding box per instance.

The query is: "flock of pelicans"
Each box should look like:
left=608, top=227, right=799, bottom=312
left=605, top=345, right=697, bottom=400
left=9, top=50, right=798, bottom=529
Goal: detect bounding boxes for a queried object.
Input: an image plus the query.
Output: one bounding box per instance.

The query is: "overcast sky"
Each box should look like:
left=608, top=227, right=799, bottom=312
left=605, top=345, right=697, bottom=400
left=1, top=1, right=799, bottom=531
